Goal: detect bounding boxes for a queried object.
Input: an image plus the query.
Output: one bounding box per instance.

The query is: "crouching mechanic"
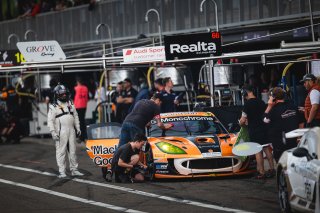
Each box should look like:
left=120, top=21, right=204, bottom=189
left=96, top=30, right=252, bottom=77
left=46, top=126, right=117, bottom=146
left=47, top=84, right=84, bottom=178
left=112, top=133, right=148, bottom=183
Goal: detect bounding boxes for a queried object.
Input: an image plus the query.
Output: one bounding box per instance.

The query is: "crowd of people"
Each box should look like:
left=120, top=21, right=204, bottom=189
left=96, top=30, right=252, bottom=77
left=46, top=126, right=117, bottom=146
left=0, top=0, right=96, bottom=21
left=112, top=77, right=182, bottom=124
left=239, top=73, right=320, bottom=179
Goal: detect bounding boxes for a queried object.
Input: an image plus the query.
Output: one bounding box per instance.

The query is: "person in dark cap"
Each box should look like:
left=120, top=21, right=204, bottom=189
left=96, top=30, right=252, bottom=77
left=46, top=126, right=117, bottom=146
left=239, top=85, right=274, bottom=179
left=263, top=87, right=300, bottom=163
left=118, top=93, right=173, bottom=147
left=300, top=73, right=320, bottom=127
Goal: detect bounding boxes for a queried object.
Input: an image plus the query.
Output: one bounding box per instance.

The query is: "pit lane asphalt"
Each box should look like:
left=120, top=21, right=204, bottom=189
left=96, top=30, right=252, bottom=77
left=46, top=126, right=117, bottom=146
left=0, top=137, right=281, bottom=213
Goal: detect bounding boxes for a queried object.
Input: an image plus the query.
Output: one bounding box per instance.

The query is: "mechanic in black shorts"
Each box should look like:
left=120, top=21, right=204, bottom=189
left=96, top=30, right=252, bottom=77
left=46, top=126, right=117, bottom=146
left=112, top=134, right=148, bottom=183
left=263, top=87, right=300, bottom=162
left=239, top=85, right=274, bottom=179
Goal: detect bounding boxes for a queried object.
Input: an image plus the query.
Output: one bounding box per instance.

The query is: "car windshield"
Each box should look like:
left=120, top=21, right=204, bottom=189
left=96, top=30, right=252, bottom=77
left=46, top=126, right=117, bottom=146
left=149, top=115, right=228, bottom=137
left=89, top=126, right=121, bottom=139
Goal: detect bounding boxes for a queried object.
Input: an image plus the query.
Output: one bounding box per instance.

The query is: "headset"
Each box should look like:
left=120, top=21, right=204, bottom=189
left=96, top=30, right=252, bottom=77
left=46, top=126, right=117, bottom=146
left=269, top=87, right=286, bottom=102
left=269, top=89, right=276, bottom=102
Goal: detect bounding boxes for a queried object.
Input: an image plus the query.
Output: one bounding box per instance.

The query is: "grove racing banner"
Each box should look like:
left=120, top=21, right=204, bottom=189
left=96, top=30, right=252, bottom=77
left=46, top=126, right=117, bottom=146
left=164, top=32, right=222, bottom=60
left=17, top=40, right=66, bottom=62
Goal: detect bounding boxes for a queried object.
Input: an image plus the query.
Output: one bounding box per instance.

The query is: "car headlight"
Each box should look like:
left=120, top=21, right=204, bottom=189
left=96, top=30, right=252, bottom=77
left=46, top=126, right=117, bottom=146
left=156, top=142, right=186, bottom=154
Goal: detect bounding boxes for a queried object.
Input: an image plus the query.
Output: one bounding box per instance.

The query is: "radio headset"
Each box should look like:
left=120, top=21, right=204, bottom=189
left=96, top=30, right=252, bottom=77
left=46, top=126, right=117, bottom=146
left=269, top=87, right=286, bottom=102
left=270, top=89, right=276, bottom=102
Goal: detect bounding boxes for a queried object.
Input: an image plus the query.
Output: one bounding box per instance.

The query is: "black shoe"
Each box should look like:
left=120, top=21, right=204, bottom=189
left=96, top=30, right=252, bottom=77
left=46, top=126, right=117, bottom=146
left=252, top=172, right=266, bottom=180
left=265, top=169, right=276, bottom=178
left=105, top=171, right=113, bottom=182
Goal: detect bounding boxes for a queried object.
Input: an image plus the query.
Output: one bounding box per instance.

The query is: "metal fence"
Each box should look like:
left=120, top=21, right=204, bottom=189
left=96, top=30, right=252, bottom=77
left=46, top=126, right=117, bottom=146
left=1, top=0, right=320, bottom=50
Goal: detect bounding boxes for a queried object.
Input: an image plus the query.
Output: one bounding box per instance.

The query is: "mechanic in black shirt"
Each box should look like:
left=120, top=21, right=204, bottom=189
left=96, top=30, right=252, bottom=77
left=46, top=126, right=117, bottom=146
left=239, top=85, right=274, bottom=179
left=117, top=78, right=138, bottom=122
left=263, top=87, right=300, bottom=162
left=118, top=93, right=173, bottom=147
left=160, top=77, right=179, bottom=113
left=112, top=134, right=148, bottom=183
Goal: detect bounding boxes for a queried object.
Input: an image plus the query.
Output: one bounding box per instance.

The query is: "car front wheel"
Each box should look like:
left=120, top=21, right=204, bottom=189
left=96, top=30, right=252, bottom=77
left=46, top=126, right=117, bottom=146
left=278, top=169, right=291, bottom=213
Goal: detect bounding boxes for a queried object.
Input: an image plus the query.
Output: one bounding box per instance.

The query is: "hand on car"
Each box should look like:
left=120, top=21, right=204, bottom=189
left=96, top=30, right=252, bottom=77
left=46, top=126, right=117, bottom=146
left=164, top=123, right=174, bottom=129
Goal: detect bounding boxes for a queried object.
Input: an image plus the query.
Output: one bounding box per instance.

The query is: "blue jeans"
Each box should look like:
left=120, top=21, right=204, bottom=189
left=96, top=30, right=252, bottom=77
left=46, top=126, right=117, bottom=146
left=118, top=122, right=144, bottom=147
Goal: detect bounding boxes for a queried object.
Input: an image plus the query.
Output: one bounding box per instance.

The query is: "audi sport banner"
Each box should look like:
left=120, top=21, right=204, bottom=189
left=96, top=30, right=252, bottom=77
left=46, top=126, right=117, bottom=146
left=17, top=40, right=66, bottom=62
left=164, top=32, right=222, bottom=60
left=123, top=46, right=165, bottom=63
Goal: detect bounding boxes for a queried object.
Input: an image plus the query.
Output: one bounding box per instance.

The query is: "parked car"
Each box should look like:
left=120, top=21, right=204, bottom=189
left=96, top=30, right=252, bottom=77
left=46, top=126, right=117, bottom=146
left=277, top=127, right=320, bottom=213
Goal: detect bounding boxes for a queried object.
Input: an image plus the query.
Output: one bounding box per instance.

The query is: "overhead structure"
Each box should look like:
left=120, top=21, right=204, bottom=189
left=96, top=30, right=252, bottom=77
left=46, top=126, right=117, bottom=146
left=145, top=8, right=162, bottom=46
left=0, top=45, right=320, bottom=72
left=24, top=29, right=38, bottom=41
left=96, top=23, right=114, bottom=57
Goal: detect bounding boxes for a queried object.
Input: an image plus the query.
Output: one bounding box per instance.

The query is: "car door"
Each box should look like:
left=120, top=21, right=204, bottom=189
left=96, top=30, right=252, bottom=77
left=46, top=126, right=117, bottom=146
left=287, top=132, right=318, bottom=202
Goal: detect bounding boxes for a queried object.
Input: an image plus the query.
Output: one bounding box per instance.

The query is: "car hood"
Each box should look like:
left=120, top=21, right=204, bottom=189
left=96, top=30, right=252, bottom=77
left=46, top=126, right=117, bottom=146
left=148, top=134, right=235, bottom=159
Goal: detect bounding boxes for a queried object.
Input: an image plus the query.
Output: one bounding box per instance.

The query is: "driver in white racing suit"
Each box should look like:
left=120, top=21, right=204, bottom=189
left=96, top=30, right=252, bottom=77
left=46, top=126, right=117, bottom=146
left=47, top=84, right=84, bottom=178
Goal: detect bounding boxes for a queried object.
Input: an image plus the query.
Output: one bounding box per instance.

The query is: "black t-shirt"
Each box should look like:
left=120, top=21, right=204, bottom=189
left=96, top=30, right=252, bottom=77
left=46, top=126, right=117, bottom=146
left=122, top=88, right=138, bottom=108
left=112, top=143, right=140, bottom=173
left=243, top=98, right=266, bottom=129
left=264, top=102, right=299, bottom=144
left=124, top=99, right=161, bottom=130
left=160, top=90, right=177, bottom=113
left=243, top=98, right=267, bottom=144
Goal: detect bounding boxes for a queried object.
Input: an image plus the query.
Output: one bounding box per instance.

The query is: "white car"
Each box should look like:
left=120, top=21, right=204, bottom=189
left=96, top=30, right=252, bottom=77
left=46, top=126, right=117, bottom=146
left=277, top=127, right=320, bottom=213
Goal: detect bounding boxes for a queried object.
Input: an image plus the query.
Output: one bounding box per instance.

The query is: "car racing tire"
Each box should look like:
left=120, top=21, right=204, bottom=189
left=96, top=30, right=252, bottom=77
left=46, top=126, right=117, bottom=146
left=278, top=169, right=292, bottom=213
left=145, top=149, right=155, bottom=181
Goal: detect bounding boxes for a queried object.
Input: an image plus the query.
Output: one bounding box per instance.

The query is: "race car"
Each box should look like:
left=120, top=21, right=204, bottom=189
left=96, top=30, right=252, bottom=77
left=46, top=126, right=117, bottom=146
left=277, top=127, right=320, bottom=213
left=86, top=112, right=256, bottom=179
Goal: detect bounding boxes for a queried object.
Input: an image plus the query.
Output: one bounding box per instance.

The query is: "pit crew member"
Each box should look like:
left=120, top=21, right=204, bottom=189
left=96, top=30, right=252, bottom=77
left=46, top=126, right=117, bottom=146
left=47, top=84, right=84, bottom=178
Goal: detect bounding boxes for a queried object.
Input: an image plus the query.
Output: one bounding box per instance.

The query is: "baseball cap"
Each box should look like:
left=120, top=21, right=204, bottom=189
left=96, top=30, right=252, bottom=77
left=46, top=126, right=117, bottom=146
left=300, top=73, right=316, bottom=83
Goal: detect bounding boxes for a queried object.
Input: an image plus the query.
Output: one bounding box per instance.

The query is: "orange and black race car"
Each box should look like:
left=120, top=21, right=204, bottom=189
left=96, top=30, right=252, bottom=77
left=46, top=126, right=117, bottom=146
left=86, top=112, right=256, bottom=179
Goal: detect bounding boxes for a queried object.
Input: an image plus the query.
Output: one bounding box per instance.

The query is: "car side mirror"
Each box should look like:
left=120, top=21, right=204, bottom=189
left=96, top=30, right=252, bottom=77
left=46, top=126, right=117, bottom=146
left=228, top=123, right=240, bottom=133
left=292, top=147, right=312, bottom=161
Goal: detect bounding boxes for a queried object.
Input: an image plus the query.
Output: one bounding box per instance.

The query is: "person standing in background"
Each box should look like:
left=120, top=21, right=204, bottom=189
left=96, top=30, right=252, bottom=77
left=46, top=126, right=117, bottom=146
left=160, top=77, right=179, bottom=113
left=112, top=81, right=123, bottom=123
left=74, top=77, right=89, bottom=142
left=300, top=73, right=320, bottom=127
left=117, top=78, right=137, bottom=122
left=154, top=78, right=164, bottom=93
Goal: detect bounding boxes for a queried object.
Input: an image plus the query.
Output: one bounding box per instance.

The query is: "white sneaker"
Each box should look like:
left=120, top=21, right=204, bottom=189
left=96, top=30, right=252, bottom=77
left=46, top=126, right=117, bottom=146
left=71, top=170, right=84, bottom=176
left=58, top=173, right=67, bottom=178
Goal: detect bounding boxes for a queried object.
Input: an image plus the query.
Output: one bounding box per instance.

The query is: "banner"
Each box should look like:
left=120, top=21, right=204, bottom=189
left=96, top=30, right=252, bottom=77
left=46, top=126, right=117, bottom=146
left=0, top=50, right=25, bottom=66
left=17, top=40, right=66, bottom=62
left=164, top=32, right=222, bottom=60
left=123, top=46, right=165, bottom=63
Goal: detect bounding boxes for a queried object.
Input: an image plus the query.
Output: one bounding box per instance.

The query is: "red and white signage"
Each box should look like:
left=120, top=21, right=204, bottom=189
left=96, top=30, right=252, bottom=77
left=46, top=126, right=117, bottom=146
left=123, top=46, right=165, bottom=63
left=17, top=40, right=66, bottom=62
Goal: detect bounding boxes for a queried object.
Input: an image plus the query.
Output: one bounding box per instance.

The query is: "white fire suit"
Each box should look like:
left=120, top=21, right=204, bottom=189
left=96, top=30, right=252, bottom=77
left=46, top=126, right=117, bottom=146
left=47, top=100, right=81, bottom=175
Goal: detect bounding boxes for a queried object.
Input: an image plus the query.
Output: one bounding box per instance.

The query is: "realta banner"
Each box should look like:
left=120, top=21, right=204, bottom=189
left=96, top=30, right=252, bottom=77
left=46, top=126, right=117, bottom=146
left=164, top=32, right=222, bottom=60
